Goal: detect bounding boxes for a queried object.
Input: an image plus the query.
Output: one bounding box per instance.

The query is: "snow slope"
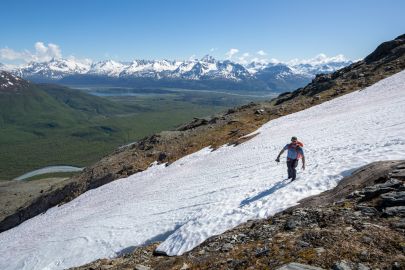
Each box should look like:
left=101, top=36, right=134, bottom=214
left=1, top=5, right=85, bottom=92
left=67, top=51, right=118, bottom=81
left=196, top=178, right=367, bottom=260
left=1, top=70, right=405, bottom=270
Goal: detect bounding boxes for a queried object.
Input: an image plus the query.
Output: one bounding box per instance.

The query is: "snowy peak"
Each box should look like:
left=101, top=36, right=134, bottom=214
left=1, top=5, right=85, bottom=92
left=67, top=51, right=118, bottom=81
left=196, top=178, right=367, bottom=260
left=121, top=59, right=181, bottom=78
left=0, top=71, right=29, bottom=92
left=200, top=55, right=216, bottom=63
left=250, top=56, right=352, bottom=78
left=15, top=58, right=91, bottom=80
left=13, top=57, right=256, bottom=82
left=245, top=61, right=270, bottom=73
left=88, top=60, right=125, bottom=77
left=12, top=56, right=350, bottom=82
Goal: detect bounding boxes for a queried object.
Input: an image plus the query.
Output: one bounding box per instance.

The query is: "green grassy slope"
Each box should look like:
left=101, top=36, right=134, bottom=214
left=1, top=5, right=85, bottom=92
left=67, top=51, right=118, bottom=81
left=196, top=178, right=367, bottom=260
left=0, top=81, right=258, bottom=180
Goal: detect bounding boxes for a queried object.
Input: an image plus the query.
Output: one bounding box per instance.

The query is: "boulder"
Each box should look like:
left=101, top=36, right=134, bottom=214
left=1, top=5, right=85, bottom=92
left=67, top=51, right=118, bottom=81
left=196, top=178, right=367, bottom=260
left=383, top=206, right=405, bottom=217
left=390, top=169, right=405, bottom=180
left=177, top=118, right=209, bottom=131
left=135, top=264, right=151, bottom=270
left=254, top=109, right=265, bottom=115
left=361, top=179, right=402, bottom=199
left=180, top=262, right=191, bottom=270
left=391, top=219, right=405, bottom=229
left=357, top=263, right=370, bottom=270
left=276, top=262, right=325, bottom=270
left=392, top=262, right=402, bottom=270
left=380, top=191, right=405, bottom=207
left=332, top=260, right=352, bottom=270
left=284, top=218, right=299, bottom=230
left=255, top=246, right=270, bottom=257
left=355, top=205, right=379, bottom=216
left=220, top=243, right=234, bottom=252
left=158, top=152, right=168, bottom=162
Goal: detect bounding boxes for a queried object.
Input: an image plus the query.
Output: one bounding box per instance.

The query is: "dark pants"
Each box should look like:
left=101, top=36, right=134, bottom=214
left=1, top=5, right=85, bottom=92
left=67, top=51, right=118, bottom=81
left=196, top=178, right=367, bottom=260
left=287, top=159, right=298, bottom=180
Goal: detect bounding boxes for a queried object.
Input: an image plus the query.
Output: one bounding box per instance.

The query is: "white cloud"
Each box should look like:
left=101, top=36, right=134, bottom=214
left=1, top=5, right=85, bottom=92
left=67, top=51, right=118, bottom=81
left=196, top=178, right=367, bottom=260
left=210, top=48, right=218, bottom=52
left=269, top=58, right=280, bottom=64
left=33, top=42, right=62, bottom=61
left=67, top=55, right=92, bottom=65
left=0, top=47, right=31, bottom=61
left=225, top=48, right=239, bottom=59
left=257, top=50, right=267, bottom=56
left=287, top=53, right=349, bottom=66
left=0, top=42, right=63, bottom=63
left=237, top=52, right=250, bottom=64
left=250, top=57, right=271, bottom=64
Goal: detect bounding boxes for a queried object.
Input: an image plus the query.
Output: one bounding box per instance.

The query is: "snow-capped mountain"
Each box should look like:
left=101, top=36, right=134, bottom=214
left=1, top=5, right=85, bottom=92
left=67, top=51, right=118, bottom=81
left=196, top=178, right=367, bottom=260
left=87, top=60, right=125, bottom=77
left=6, top=55, right=352, bottom=92
left=120, top=59, right=181, bottom=78
left=12, top=56, right=254, bottom=81
left=13, top=58, right=91, bottom=80
left=0, top=62, right=15, bottom=72
left=0, top=71, right=29, bottom=91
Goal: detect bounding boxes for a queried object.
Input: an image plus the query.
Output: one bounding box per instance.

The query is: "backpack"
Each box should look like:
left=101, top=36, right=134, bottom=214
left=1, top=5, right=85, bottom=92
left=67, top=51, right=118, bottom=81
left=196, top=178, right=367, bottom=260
left=288, top=141, right=304, bottom=159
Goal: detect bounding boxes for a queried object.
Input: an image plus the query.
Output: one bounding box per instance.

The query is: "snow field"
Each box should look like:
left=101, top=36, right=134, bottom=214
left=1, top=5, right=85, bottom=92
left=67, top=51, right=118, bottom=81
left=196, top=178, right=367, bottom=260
left=0, top=70, right=405, bottom=270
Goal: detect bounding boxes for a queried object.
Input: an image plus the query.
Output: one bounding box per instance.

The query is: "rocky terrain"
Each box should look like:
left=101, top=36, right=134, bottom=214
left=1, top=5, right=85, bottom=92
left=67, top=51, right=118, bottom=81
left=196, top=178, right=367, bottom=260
left=71, top=160, right=405, bottom=270
left=0, top=71, right=30, bottom=92
left=0, top=34, right=404, bottom=234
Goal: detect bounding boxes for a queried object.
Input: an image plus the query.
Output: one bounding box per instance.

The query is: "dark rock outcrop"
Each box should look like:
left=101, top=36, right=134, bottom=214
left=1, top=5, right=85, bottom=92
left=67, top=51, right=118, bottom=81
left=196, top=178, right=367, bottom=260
left=0, top=71, right=30, bottom=93
left=364, top=34, right=405, bottom=63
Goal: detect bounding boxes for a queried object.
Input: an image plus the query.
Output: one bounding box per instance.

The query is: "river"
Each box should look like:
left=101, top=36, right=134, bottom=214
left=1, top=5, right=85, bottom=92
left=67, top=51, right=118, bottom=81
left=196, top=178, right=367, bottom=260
left=14, top=166, right=84, bottom=181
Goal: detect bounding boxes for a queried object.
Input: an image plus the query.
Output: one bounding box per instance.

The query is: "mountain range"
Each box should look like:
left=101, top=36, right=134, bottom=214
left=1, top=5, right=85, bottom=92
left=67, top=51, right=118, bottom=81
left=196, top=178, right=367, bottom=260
left=1, top=55, right=352, bottom=92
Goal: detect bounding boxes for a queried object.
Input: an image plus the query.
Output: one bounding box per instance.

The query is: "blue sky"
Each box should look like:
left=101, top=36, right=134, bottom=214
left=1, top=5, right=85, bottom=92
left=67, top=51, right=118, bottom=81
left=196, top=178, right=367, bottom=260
left=0, top=0, right=404, bottom=64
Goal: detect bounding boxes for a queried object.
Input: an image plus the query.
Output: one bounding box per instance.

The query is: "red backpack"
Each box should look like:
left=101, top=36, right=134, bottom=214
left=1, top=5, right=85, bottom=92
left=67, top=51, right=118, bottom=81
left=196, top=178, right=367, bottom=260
left=288, top=141, right=304, bottom=159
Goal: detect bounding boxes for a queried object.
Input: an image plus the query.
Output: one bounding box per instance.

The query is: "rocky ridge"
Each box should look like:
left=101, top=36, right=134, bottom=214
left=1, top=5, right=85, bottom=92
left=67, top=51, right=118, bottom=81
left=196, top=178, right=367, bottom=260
left=0, top=34, right=404, bottom=233
left=71, top=160, right=405, bottom=270
left=0, top=71, right=30, bottom=93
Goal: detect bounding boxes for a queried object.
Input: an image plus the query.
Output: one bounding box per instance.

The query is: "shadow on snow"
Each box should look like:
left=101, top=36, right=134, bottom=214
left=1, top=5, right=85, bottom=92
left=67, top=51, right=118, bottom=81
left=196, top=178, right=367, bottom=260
left=239, top=179, right=290, bottom=207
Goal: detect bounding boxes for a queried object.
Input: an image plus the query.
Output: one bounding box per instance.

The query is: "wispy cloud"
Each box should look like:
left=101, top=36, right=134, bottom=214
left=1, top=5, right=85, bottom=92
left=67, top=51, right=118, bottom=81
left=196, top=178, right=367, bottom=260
left=237, top=52, right=250, bottom=64
left=287, top=53, right=349, bottom=65
left=0, top=42, right=62, bottom=63
left=225, top=48, right=239, bottom=59
left=0, top=48, right=31, bottom=61
left=257, top=50, right=267, bottom=56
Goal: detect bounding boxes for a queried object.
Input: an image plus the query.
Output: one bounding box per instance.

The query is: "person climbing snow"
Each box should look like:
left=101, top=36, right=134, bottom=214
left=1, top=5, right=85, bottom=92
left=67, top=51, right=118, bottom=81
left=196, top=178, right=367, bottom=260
left=275, top=136, right=305, bottom=181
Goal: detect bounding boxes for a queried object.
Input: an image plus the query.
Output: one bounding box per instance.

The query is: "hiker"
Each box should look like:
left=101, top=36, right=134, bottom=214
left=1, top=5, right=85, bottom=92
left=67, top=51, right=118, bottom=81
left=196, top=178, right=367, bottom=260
left=275, top=136, right=305, bottom=181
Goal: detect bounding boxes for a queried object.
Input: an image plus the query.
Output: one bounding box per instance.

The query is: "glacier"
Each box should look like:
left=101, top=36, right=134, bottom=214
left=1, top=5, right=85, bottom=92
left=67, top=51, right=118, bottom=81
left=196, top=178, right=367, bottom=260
left=0, top=70, right=405, bottom=269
